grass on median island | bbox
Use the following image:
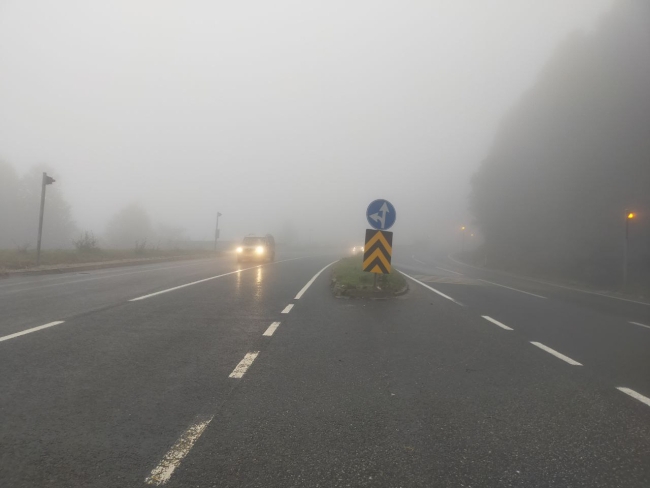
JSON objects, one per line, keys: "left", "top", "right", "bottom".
{"left": 331, "top": 256, "right": 407, "bottom": 296}
{"left": 0, "top": 248, "right": 216, "bottom": 271}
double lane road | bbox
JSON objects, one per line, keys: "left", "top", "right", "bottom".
{"left": 1, "top": 249, "right": 649, "bottom": 487}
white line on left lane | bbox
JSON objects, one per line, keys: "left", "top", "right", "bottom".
{"left": 0, "top": 321, "right": 65, "bottom": 343}
{"left": 129, "top": 257, "right": 305, "bottom": 301}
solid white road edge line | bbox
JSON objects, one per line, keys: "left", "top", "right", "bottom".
{"left": 294, "top": 261, "right": 337, "bottom": 299}
{"left": 129, "top": 257, "right": 305, "bottom": 301}
{"left": 398, "top": 271, "right": 463, "bottom": 306}
{"left": 630, "top": 321, "right": 650, "bottom": 329}
{"left": 477, "top": 279, "right": 547, "bottom": 299}
{"left": 616, "top": 387, "right": 650, "bottom": 408}
{"left": 281, "top": 304, "right": 294, "bottom": 314}
{"left": 229, "top": 352, "right": 260, "bottom": 378}
{"left": 144, "top": 415, "right": 213, "bottom": 485}
{"left": 530, "top": 342, "right": 582, "bottom": 365}
{"left": 0, "top": 321, "right": 65, "bottom": 343}
{"left": 263, "top": 322, "right": 281, "bottom": 337}
{"left": 1, "top": 260, "right": 215, "bottom": 294}
{"left": 481, "top": 316, "right": 513, "bottom": 330}
{"left": 447, "top": 253, "right": 650, "bottom": 307}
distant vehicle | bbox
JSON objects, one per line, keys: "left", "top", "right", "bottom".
{"left": 352, "top": 245, "right": 364, "bottom": 255}
{"left": 236, "top": 234, "right": 276, "bottom": 263}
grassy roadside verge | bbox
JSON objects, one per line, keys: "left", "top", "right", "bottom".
{"left": 0, "top": 249, "right": 216, "bottom": 273}
{"left": 331, "top": 256, "right": 408, "bottom": 298}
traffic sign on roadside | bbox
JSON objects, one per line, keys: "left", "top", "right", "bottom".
{"left": 366, "top": 199, "right": 396, "bottom": 230}
{"left": 362, "top": 229, "right": 393, "bottom": 274}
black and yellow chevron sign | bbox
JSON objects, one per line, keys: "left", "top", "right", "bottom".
{"left": 362, "top": 229, "right": 393, "bottom": 274}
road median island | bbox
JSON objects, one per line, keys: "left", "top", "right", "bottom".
{"left": 330, "top": 256, "right": 408, "bottom": 298}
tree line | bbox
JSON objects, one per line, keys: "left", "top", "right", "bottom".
{"left": 470, "top": 1, "right": 650, "bottom": 288}
{"left": 0, "top": 160, "right": 187, "bottom": 251}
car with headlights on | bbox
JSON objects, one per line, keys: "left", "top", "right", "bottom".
{"left": 351, "top": 245, "right": 364, "bottom": 256}
{"left": 236, "top": 235, "right": 276, "bottom": 263}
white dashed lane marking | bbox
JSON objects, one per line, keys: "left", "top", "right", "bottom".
{"left": 145, "top": 415, "right": 213, "bottom": 485}
{"left": 281, "top": 304, "right": 294, "bottom": 314}
{"left": 630, "top": 321, "right": 650, "bottom": 330}
{"left": 229, "top": 352, "right": 260, "bottom": 378}
{"left": 530, "top": 342, "right": 582, "bottom": 366}
{"left": 481, "top": 316, "right": 513, "bottom": 330}
{"left": 617, "top": 387, "right": 650, "bottom": 408}
{"left": 263, "top": 322, "right": 281, "bottom": 337}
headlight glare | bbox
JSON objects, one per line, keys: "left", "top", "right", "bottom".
{"left": 256, "top": 246, "right": 265, "bottom": 254}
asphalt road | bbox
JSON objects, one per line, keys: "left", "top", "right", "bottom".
{"left": 1, "top": 249, "right": 649, "bottom": 487}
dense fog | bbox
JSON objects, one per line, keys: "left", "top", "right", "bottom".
{"left": 471, "top": 1, "right": 650, "bottom": 287}
{"left": 0, "top": 0, "right": 622, "bottom": 254}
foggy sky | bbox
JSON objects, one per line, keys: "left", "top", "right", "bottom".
{"left": 0, "top": 0, "right": 614, "bottom": 245}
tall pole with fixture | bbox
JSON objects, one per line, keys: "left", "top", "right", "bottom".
{"left": 624, "top": 211, "right": 635, "bottom": 289}
{"left": 214, "top": 212, "right": 222, "bottom": 251}
{"left": 36, "top": 172, "right": 56, "bottom": 266}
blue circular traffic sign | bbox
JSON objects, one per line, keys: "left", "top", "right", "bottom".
{"left": 366, "top": 199, "right": 396, "bottom": 230}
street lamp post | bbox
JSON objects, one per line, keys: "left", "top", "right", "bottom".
{"left": 214, "top": 212, "right": 222, "bottom": 251}
{"left": 461, "top": 226, "right": 466, "bottom": 258}
{"left": 624, "top": 212, "right": 635, "bottom": 289}
{"left": 36, "top": 172, "right": 56, "bottom": 266}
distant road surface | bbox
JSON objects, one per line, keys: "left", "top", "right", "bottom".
{"left": 1, "top": 249, "right": 649, "bottom": 487}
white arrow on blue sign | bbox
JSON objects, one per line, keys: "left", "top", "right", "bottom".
{"left": 366, "top": 199, "right": 396, "bottom": 230}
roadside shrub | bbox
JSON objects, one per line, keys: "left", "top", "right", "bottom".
{"left": 134, "top": 238, "right": 147, "bottom": 255}
{"left": 14, "top": 242, "right": 30, "bottom": 254}
{"left": 73, "top": 231, "right": 99, "bottom": 252}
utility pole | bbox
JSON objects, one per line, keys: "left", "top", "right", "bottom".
{"left": 36, "top": 172, "right": 56, "bottom": 266}
{"left": 214, "top": 212, "right": 222, "bottom": 251}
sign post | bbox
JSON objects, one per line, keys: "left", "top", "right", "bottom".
{"left": 362, "top": 229, "right": 393, "bottom": 274}
{"left": 363, "top": 199, "right": 396, "bottom": 279}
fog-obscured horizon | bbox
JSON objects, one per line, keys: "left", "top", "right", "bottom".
{"left": 4, "top": 0, "right": 647, "bottom": 278}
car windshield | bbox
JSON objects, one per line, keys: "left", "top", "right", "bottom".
{"left": 242, "top": 237, "right": 264, "bottom": 245}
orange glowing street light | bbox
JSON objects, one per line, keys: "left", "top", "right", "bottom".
{"left": 624, "top": 210, "right": 636, "bottom": 289}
